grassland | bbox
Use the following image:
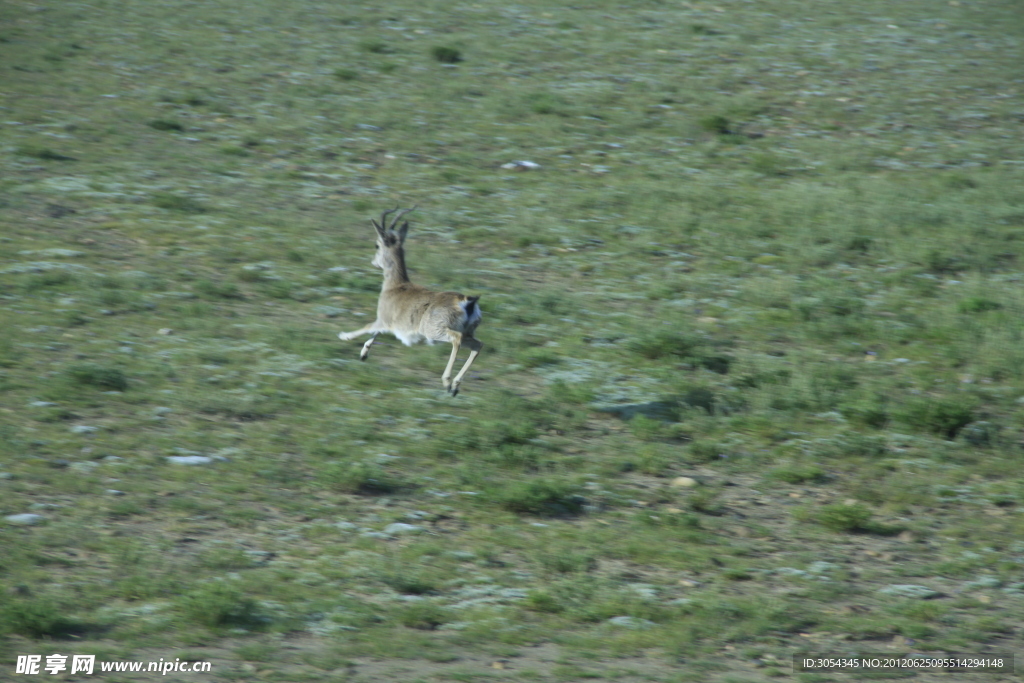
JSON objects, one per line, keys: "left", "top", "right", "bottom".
{"left": 1, "top": 0, "right": 1023, "bottom": 680}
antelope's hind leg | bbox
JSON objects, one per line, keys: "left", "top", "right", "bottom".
{"left": 339, "top": 323, "right": 382, "bottom": 360}
{"left": 441, "top": 334, "right": 463, "bottom": 393}
{"left": 359, "top": 332, "right": 380, "bottom": 361}
{"left": 339, "top": 322, "right": 378, "bottom": 342}
{"left": 449, "top": 336, "right": 483, "bottom": 397}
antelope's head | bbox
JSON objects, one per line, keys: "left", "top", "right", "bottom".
{"left": 370, "top": 207, "right": 415, "bottom": 270}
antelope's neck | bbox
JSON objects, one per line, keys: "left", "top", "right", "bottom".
{"left": 381, "top": 252, "right": 410, "bottom": 288}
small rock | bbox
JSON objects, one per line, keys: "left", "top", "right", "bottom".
{"left": 500, "top": 160, "right": 541, "bottom": 171}
{"left": 671, "top": 476, "right": 699, "bottom": 488}
{"left": 29, "top": 401, "right": 57, "bottom": 407}
{"left": 383, "top": 523, "right": 424, "bottom": 536}
{"left": 878, "top": 584, "right": 940, "bottom": 599}
{"left": 775, "top": 567, "right": 809, "bottom": 577}
{"left": 244, "top": 550, "right": 275, "bottom": 565}
{"left": 19, "top": 248, "right": 85, "bottom": 258}
{"left": 446, "top": 550, "right": 476, "bottom": 561}
{"left": 166, "top": 455, "right": 214, "bottom": 465}
{"left": 70, "top": 425, "right": 99, "bottom": 434}
{"left": 0, "top": 472, "right": 13, "bottom": 480}
{"left": 314, "top": 306, "right": 346, "bottom": 318}
{"left": 627, "top": 583, "right": 659, "bottom": 599}
{"left": 6, "top": 514, "right": 45, "bottom": 526}
{"left": 607, "top": 616, "right": 655, "bottom": 630}
{"left": 336, "top": 521, "right": 358, "bottom": 531}
{"left": 106, "top": 489, "right": 125, "bottom": 496}
{"left": 157, "top": 328, "right": 174, "bottom": 335}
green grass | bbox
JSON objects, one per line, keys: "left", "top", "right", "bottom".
{"left": 1, "top": 0, "right": 1023, "bottom": 680}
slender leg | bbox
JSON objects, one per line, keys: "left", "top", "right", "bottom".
{"left": 339, "top": 322, "right": 378, "bottom": 341}
{"left": 441, "top": 334, "right": 462, "bottom": 392}
{"left": 449, "top": 337, "right": 483, "bottom": 397}
{"left": 360, "top": 332, "right": 380, "bottom": 360}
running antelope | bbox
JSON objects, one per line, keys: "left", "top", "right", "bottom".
{"left": 338, "top": 208, "right": 483, "bottom": 396}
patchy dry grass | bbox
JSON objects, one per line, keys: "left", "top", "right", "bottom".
{"left": 1, "top": 0, "right": 1023, "bottom": 680}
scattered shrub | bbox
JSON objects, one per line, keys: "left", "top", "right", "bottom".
{"left": 680, "top": 387, "right": 716, "bottom": 414}
{"left": 148, "top": 119, "right": 185, "bottom": 132}
{"left": 957, "top": 297, "right": 1002, "bottom": 314}
{"left": 629, "top": 414, "right": 668, "bottom": 441}
{"left": 220, "top": 145, "right": 251, "bottom": 156}
{"left": 319, "top": 461, "right": 404, "bottom": 495}
{"left": 768, "top": 464, "right": 827, "bottom": 484}
{"left": 380, "top": 569, "right": 439, "bottom": 596}
{"left": 1, "top": 597, "right": 83, "bottom": 638}
{"left": 360, "top": 39, "right": 391, "bottom": 54}
{"left": 699, "top": 115, "right": 731, "bottom": 134}
{"left": 16, "top": 145, "right": 76, "bottom": 161}
{"left": 525, "top": 591, "right": 564, "bottom": 613}
{"left": 687, "top": 488, "right": 724, "bottom": 515}
{"left": 750, "top": 152, "right": 787, "bottom": 176}
{"left": 537, "top": 549, "right": 597, "bottom": 574}
{"left": 896, "top": 396, "right": 977, "bottom": 439}
{"left": 195, "top": 279, "right": 243, "bottom": 300}
{"left": 816, "top": 503, "right": 873, "bottom": 532}
{"left": 178, "top": 583, "right": 266, "bottom": 630}
{"left": 688, "top": 440, "right": 727, "bottom": 463}
{"left": 67, "top": 363, "right": 128, "bottom": 391}
{"left": 628, "top": 331, "right": 704, "bottom": 359}
{"left": 431, "top": 46, "right": 463, "bottom": 63}
{"left": 151, "top": 192, "right": 206, "bottom": 213}
{"left": 547, "top": 380, "right": 594, "bottom": 405}
{"left": 395, "top": 602, "right": 447, "bottom": 630}
{"left": 959, "top": 421, "right": 999, "bottom": 447}
{"left": 842, "top": 399, "right": 890, "bottom": 429}
{"left": 944, "top": 174, "right": 978, "bottom": 190}
{"left": 491, "top": 478, "right": 585, "bottom": 516}
{"left": 24, "top": 270, "right": 76, "bottom": 291}
{"left": 525, "top": 92, "right": 570, "bottom": 116}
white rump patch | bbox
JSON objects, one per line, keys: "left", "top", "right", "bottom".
{"left": 393, "top": 330, "right": 426, "bottom": 346}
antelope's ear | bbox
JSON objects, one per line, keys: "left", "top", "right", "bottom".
{"left": 397, "top": 220, "right": 410, "bottom": 244}
{"left": 371, "top": 219, "right": 387, "bottom": 240}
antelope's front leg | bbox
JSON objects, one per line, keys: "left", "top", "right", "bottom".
{"left": 449, "top": 336, "right": 482, "bottom": 397}
{"left": 442, "top": 335, "right": 462, "bottom": 392}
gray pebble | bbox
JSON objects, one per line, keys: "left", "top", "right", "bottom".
{"left": 166, "top": 455, "right": 213, "bottom": 465}
{"left": 607, "top": 616, "right": 655, "bottom": 629}
{"left": 5, "top": 514, "right": 45, "bottom": 526}
{"left": 878, "top": 584, "right": 940, "bottom": 599}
